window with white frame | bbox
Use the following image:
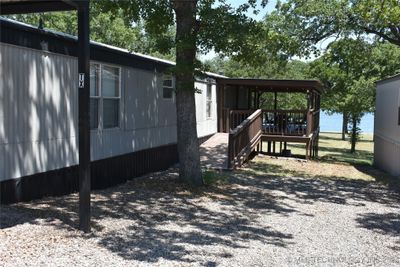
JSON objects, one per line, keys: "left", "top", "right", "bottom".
{"left": 163, "top": 75, "right": 174, "bottom": 99}
{"left": 90, "top": 63, "right": 120, "bottom": 129}
{"left": 206, "top": 83, "right": 212, "bottom": 118}
{"left": 90, "top": 64, "right": 100, "bottom": 129}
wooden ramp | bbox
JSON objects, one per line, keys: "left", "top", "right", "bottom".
{"left": 200, "top": 133, "right": 229, "bottom": 170}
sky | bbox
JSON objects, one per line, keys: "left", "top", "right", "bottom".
{"left": 227, "top": 0, "right": 277, "bottom": 20}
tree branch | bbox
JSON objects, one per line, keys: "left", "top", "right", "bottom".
{"left": 362, "top": 27, "right": 400, "bottom": 46}
{"left": 389, "top": 25, "right": 400, "bottom": 39}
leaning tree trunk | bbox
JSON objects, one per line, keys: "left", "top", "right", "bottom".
{"left": 341, "top": 112, "right": 348, "bottom": 140}
{"left": 172, "top": 0, "right": 203, "bottom": 186}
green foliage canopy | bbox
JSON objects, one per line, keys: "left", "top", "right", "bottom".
{"left": 267, "top": 0, "right": 400, "bottom": 58}
{"left": 4, "top": 3, "right": 176, "bottom": 60}
{"left": 310, "top": 39, "right": 400, "bottom": 116}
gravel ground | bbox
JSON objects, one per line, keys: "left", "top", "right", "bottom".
{"left": 1, "top": 160, "right": 399, "bottom": 267}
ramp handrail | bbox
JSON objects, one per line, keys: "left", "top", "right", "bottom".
{"left": 228, "top": 109, "right": 263, "bottom": 169}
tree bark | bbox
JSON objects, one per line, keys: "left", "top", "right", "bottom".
{"left": 350, "top": 115, "right": 357, "bottom": 153}
{"left": 172, "top": 0, "right": 203, "bottom": 186}
{"left": 341, "top": 112, "right": 348, "bottom": 140}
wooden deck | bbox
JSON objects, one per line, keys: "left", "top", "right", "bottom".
{"left": 200, "top": 133, "right": 229, "bottom": 170}
{"left": 200, "top": 131, "right": 317, "bottom": 171}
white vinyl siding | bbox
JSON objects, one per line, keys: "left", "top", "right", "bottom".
{"left": 0, "top": 43, "right": 78, "bottom": 181}
{"left": 0, "top": 43, "right": 218, "bottom": 182}
{"left": 374, "top": 76, "right": 400, "bottom": 176}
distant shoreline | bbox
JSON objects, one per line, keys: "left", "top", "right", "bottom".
{"left": 320, "top": 111, "right": 374, "bottom": 134}
{"left": 320, "top": 131, "right": 373, "bottom": 134}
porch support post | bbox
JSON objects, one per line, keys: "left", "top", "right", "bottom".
{"left": 77, "top": 0, "right": 91, "bottom": 233}
{"left": 248, "top": 88, "right": 252, "bottom": 109}
{"left": 252, "top": 90, "right": 256, "bottom": 109}
{"left": 235, "top": 85, "right": 239, "bottom": 109}
{"left": 305, "top": 141, "right": 310, "bottom": 159}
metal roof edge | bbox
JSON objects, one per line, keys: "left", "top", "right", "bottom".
{"left": 0, "top": 17, "right": 224, "bottom": 78}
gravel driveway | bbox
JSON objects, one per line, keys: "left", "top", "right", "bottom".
{"left": 1, "top": 160, "right": 399, "bottom": 267}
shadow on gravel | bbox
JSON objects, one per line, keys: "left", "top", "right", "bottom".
{"left": 0, "top": 167, "right": 294, "bottom": 263}
{"left": 353, "top": 164, "right": 400, "bottom": 194}
{"left": 1, "top": 159, "right": 399, "bottom": 263}
{"left": 356, "top": 212, "right": 400, "bottom": 251}
{"left": 238, "top": 161, "right": 400, "bottom": 208}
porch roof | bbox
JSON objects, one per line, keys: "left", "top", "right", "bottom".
{"left": 0, "top": 0, "right": 77, "bottom": 15}
{"left": 217, "top": 78, "right": 323, "bottom": 94}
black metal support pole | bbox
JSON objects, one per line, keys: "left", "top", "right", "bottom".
{"left": 78, "top": 0, "right": 91, "bottom": 233}
{"left": 273, "top": 91, "right": 277, "bottom": 156}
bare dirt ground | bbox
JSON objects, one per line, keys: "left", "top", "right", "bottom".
{"left": 1, "top": 157, "right": 399, "bottom": 267}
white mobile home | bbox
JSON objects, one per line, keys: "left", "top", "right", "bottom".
{"left": 0, "top": 18, "right": 222, "bottom": 203}
{"left": 374, "top": 74, "right": 400, "bottom": 177}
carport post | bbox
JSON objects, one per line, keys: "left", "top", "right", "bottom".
{"left": 77, "top": 0, "right": 91, "bottom": 233}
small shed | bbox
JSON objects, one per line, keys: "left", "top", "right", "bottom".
{"left": 374, "top": 74, "right": 400, "bottom": 177}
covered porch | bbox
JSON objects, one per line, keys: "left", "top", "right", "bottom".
{"left": 214, "top": 78, "right": 322, "bottom": 169}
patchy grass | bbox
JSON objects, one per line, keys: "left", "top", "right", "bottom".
{"left": 317, "top": 132, "right": 373, "bottom": 165}
{"left": 203, "top": 170, "right": 228, "bottom": 185}
{"left": 270, "top": 132, "right": 374, "bottom": 165}
{"left": 243, "top": 156, "right": 372, "bottom": 181}
{"left": 240, "top": 156, "right": 399, "bottom": 191}
{"left": 250, "top": 132, "right": 399, "bottom": 189}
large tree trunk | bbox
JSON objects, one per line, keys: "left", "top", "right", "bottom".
{"left": 172, "top": 0, "right": 203, "bottom": 186}
{"left": 341, "top": 112, "right": 348, "bottom": 140}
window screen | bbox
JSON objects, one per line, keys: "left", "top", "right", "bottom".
{"left": 206, "top": 83, "right": 212, "bottom": 118}
{"left": 89, "top": 63, "right": 120, "bottom": 129}
{"left": 163, "top": 75, "right": 174, "bottom": 99}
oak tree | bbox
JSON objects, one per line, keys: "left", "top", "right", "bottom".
{"left": 98, "top": 0, "right": 264, "bottom": 185}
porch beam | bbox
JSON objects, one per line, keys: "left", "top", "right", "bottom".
{"left": 235, "top": 85, "right": 239, "bottom": 109}
{"left": 0, "top": 0, "right": 75, "bottom": 15}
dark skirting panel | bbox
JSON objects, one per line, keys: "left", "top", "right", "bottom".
{"left": 0, "top": 143, "right": 178, "bottom": 204}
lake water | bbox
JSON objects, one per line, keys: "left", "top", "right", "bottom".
{"left": 320, "top": 111, "right": 374, "bottom": 134}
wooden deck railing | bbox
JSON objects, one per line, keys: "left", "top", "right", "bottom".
{"left": 262, "top": 109, "right": 308, "bottom": 136}
{"left": 225, "top": 109, "right": 310, "bottom": 136}
{"left": 229, "top": 109, "right": 311, "bottom": 136}
{"left": 305, "top": 109, "right": 320, "bottom": 136}
{"left": 228, "top": 109, "right": 263, "bottom": 169}
{"left": 230, "top": 109, "right": 254, "bottom": 129}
